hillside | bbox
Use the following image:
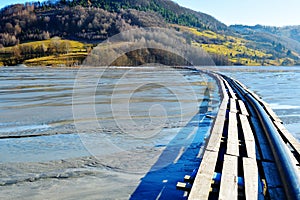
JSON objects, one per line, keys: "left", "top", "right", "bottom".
{"left": 231, "top": 25, "right": 300, "bottom": 65}
{"left": 173, "top": 25, "right": 274, "bottom": 66}
{"left": 0, "top": 37, "right": 92, "bottom": 66}
{"left": 0, "top": 0, "right": 226, "bottom": 47}
{"left": 0, "top": 0, "right": 300, "bottom": 66}
{"left": 231, "top": 25, "right": 300, "bottom": 43}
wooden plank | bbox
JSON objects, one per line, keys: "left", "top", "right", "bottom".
{"left": 219, "top": 77, "right": 229, "bottom": 100}
{"left": 223, "top": 79, "right": 237, "bottom": 99}
{"left": 273, "top": 122, "right": 299, "bottom": 167}
{"left": 206, "top": 130, "right": 223, "bottom": 152}
{"left": 245, "top": 140, "right": 256, "bottom": 160}
{"left": 188, "top": 151, "right": 219, "bottom": 200}
{"left": 219, "top": 154, "right": 238, "bottom": 200}
{"left": 263, "top": 104, "right": 282, "bottom": 123}
{"left": 243, "top": 157, "right": 258, "bottom": 200}
{"left": 240, "top": 115, "right": 256, "bottom": 158}
{"left": 274, "top": 121, "right": 300, "bottom": 155}
{"left": 176, "top": 182, "right": 192, "bottom": 191}
{"left": 238, "top": 100, "right": 249, "bottom": 116}
{"left": 189, "top": 96, "right": 227, "bottom": 199}
{"left": 219, "top": 76, "right": 234, "bottom": 98}
{"left": 219, "top": 99, "right": 229, "bottom": 111}
{"left": 206, "top": 102, "right": 227, "bottom": 152}
{"left": 227, "top": 112, "right": 239, "bottom": 156}
{"left": 230, "top": 98, "right": 238, "bottom": 113}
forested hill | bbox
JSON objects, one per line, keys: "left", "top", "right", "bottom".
{"left": 0, "top": 0, "right": 226, "bottom": 47}
{"left": 70, "top": 0, "right": 227, "bottom": 31}
{"left": 1, "top": 0, "right": 300, "bottom": 66}
{"left": 231, "top": 25, "right": 300, "bottom": 43}
{"left": 231, "top": 25, "right": 300, "bottom": 53}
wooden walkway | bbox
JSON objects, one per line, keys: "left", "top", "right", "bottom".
{"left": 182, "top": 73, "right": 300, "bottom": 200}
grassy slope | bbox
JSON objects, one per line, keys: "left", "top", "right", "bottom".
{"left": 1, "top": 26, "right": 299, "bottom": 66}
{"left": 24, "top": 53, "right": 88, "bottom": 66}
{"left": 0, "top": 39, "right": 92, "bottom": 66}
{"left": 172, "top": 24, "right": 300, "bottom": 66}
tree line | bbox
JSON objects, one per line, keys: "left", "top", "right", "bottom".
{"left": 84, "top": 28, "right": 230, "bottom": 66}
{"left": 0, "top": 0, "right": 228, "bottom": 48}
{"left": 0, "top": 2, "right": 169, "bottom": 47}
{"left": 1, "top": 37, "right": 84, "bottom": 65}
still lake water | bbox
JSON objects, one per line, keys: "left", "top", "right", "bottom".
{"left": 0, "top": 66, "right": 299, "bottom": 199}
{"left": 0, "top": 66, "right": 219, "bottom": 199}
{"left": 218, "top": 66, "right": 300, "bottom": 141}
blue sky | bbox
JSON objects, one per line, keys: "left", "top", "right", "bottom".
{"left": 0, "top": 0, "right": 33, "bottom": 8}
{"left": 174, "top": 0, "right": 300, "bottom": 27}
{"left": 1, "top": 0, "right": 300, "bottom": 26}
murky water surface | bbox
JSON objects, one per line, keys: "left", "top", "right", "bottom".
{"left": 219, "top": 66, "right": 300, "bottom": 141}
{"left": 0, "top": 66, "right": 218, "bottom": 199}
{"left": 1, "top": 66, "right": 299, "bottom": 199}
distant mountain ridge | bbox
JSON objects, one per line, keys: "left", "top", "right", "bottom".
{"left": 231, "top": 24, "right": 300, "bottom": 43}
{"left": 231, "top": 24, "right": 300, "bottom": 61}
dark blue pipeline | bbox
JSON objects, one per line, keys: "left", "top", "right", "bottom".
{"left": 227, "top": 76, "right": 300, "bottom": 200}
